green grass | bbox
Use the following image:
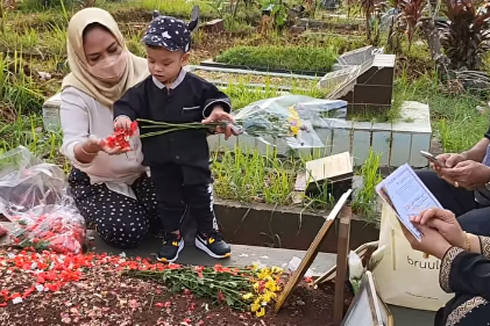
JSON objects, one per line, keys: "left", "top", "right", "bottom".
{"left": 397, "top": 72, "right": 488, "bottom": 153}
{"left": 215, "top": 45, "right": 339, "bottom": 74}
{"left": 0, "top": 53, "right": 45, "bottom": 113}
{"left": 0, "top": 113, "right": 66, "bottom": 168}
{"left": 352, "top": 149, "right": 382, "bottom": 223}
{"left": 220, "top": 80, "right": 327, "bottom": 110}
{"left": 212, "top": 147, "right": 335, "bottom": 210}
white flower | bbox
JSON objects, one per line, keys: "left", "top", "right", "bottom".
{"left": 348, "top": 251, "right": 364, "bottom": 280}
{"left": 12, "top": 297, "right": 23, "bottom": 304}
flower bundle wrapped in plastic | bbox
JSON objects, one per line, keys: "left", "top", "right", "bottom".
{"left": 0, "top": 147, "right": 86, "bottom": 254}
{"left": 134, "top": 96, "right": 330, "bottom": 149}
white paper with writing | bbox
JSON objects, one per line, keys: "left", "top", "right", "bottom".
{"left": 376, "top": 164, "right": 442, "bottom": 241}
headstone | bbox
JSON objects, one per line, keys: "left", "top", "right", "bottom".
{"left": 201, "top": 19, "right": 225, "bottom": 33}
{"left": 337, "top": 45, "right": 376, "bottom": 66}
{"left": 42, "top": 93, "right": 62, "bottom": 131}
{"left": 341, "top": 271, "right": 394, "bottom": 326}
{"left": 338, "top": 54, "right": 396, "bottom": 114}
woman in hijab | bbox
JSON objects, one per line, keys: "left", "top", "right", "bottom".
{"left": 60, "top": 8, "right": 159, "bottom": 248}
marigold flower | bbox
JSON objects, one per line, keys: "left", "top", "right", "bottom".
{"left": 256, "top": 307, "right": 266, "bottom": 317}
{"left": 265, "top": 280, "right": 278, "bottom": 292}
{"left": 250, "top": 301, "right": 261, "bottom": 312}
{"left": 242, "top": 293, "right": 254, "bottom": 300}
{"left": 262, "top": 291, "right": 276, "bottom": 303}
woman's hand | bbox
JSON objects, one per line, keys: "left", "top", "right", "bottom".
{"left": 438, "top": 160, "right": 490, "bottom": 190}
{"left": 202, "top": 106, "right": 236, "bottom": 140}
{"left": 81, "top": 136, "right": 125, "bottom": 156}
{"left": 400, "top": 222, "right": 452, "bottom": 259}
{"left": 411, "top": 208, "right": 466, "bottom": 249}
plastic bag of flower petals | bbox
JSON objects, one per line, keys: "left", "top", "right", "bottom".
{"left": 0, "top": 224, "right": 7, "bottom": 237}
{"left": 0, "top": 146, "right": 86, "bottom": 254}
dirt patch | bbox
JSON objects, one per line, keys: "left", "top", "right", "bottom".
{"left": 0, "top": 248, "right": 353, "bottom": 326}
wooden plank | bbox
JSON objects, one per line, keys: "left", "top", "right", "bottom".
{"left": 275, "top": 189, "right": 352, "bottom": 313}
{"left": 333, "top": 206, "right": 352, "bottom": 326}
{"left": 305, "top": 152, "right": 353, "bottom": 183}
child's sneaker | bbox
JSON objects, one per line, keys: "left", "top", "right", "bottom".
{"left": 157, "top": 232, "right": 184, "bottom": 263}
{"left": 195, "top": 230, "right": 231, "bottom": 259}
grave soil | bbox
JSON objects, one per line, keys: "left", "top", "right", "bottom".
{"left": 0, "top": 248, "right": 353, "bottom": 326}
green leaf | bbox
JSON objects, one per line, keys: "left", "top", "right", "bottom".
{"left": 226, "top": 295, "right": 235, "bottom": 306}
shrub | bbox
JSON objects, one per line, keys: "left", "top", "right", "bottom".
{"left": 441, "top": 0, "right": 490, "bottom": 70}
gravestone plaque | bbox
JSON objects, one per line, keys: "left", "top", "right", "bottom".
{"left": 341, "top": 271, "right": 394, "bottom": 326}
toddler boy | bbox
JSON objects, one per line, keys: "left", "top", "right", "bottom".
{"left": 114, "top": 15, "right": 234, "bottom": 263}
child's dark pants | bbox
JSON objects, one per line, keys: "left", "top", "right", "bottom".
{"left": 150, "top": 164, "right": 217, "bottom": 234}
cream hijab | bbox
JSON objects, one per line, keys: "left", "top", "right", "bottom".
{"left": 62, "top": 8, "right": 149, "bottom": 108}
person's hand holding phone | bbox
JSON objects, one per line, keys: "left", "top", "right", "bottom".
{"left": 434, "top": 153, "right": 466, "bottom": 169}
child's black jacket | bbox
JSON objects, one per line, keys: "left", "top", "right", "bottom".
{"left": 114, "top": 70, "right": 231, "bottom": 185}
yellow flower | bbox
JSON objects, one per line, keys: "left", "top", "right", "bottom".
{"left": 251, "top": 302, "right": 261, "bottom": 312}
{"left": 251, "top": 297, "right": 262, "bottom": 312}
{"left": 271, "top": 266, "right": 283, "bottom": 274}
{"left": 242, "top": 293, "right": 254, "bottom": 300}
{"left": 290, "top": 125, "right": 299, "bottom": 136}
{"left": 257, "top": 269, "right": 272, "bottom": 280}
{"left": 261, "top": 291, "right": 277, "bottom": 304}
{"left": 265, "top": 279, "right": 278, "bottom": 292}
{"left": 253, "top": 282, "right": 260, "bottom": 292}
{"left": 256, "top": 307, "right": 266, "bottom": 317}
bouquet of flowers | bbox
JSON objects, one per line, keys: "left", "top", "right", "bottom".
{"left": 130, "top": 100, "right": 324, "bottom": 149}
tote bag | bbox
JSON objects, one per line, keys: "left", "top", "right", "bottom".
{"left": 373, "top": 203, "right": 454, "bottom": 311}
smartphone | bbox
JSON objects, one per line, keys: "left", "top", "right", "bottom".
{"left": 420, "top": 151, "right": 446, "bottom": 167}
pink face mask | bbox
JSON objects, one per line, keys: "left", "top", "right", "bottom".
{"left": 87, "top": 50, "right": 128, "bottom": 83}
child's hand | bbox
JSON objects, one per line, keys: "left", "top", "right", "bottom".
{"left": 202, "top": 106, "right": 236, "bottom": 139}
{"left": 114, "top": 116, "right": 133, "bottom": 130}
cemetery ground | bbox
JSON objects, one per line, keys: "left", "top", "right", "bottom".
{"left": 0, "top": 0, "right": 490, "bottom": 324}
{"left": 0, "top": 247, "right": 347, "bottom": 326}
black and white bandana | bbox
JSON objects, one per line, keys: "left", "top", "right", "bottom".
{"left": 142, "top": 15, "right": 197, "bottom": 53}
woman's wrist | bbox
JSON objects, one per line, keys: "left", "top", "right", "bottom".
{"left": 80, "top": 143, "right": 99, "bottom": 156}
{"left": 434, "top": 242, "right": 452, "bottom": 260}
{"left": 74, "top": 142, "right": 100, "bottom": 164}
{"left": 468, "top": 233, "right": 482, "bottom": 254}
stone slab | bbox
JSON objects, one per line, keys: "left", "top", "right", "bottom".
{"left": 0, "top": 222, "right": 336, "bottom": 276}
{"left": 371, "top": 130, "right": 391, "bottom": 166}
{"left": 390, "top": 132, "right": 412, "bottom": 167}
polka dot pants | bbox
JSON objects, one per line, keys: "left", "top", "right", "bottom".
{"left": 68, "top": 168, "right": 160, "bottom": 248}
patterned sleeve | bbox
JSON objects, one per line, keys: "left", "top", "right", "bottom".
{"left": 440, "top": 246, "right": 465, "bottom": 293}
{"left": 440, "top": 246, "right": 490, "bottom": 300}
